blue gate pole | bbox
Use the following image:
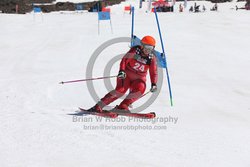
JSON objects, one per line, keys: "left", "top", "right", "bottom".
{"left": 154, "top": 8, "right": 173, "bottom": 106}
{"left": 131, "top": 6, "right": 135, "bottom": 47}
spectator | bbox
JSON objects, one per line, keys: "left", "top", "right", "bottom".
{"left": 189, "top": 6, "right": 193, "bottom": 12}
{"left": 214, "top": 3, "right": 218, "bottom": 11}
{"left": 245, "top": 1, "right": 250, "bottom": 10}
{"left": 194, "top": 3, "right": 200, "bottom": 12}
{"left": 211, "top": 3, "right": 218, "bottom": 11}
{"left": 202, "top": 5, "right": 206, "bottom": 12}
{"left": 179, "top": 3, "right": 183, "bottom": 12}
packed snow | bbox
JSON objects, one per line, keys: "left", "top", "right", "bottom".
{"left": 0, "top": 0, "right": 250, "bottom": 167}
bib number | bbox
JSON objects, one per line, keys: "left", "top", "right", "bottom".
{"left": 133, "top": 63, "right": 145, "bottom": 72}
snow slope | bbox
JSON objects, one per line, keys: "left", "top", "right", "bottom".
{"left": 0, "top": 1, "right": 250, "bottom": 167}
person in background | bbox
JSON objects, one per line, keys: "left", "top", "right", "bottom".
{"left": 179, "top": 4, "right": 184, "bottom": 12}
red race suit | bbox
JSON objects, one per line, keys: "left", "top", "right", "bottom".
{"left": 100, "top": 45, "right": 158, "bottom": 109}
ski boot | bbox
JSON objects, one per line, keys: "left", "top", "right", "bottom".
{"left": 88, "top": 102, "right": 104, "bottom": 113}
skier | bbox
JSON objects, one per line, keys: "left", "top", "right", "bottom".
{"left": 89, "top": 35, "right": 158, "bottom": 113}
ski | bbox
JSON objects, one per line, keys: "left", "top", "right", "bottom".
{"left": 71, "top": 108, "right": 156, "bottom": 119}
{"left": 106, "top": 109, "right": 156, "bottom": 119}
{"left": 70, "top": 107, "right": 118, "bottom": 118}
{"left": 116, "top": 111, "right": 156, "bottom": 119}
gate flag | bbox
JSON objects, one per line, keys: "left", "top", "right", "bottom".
{"left": 34, "top": 7, "right": 41, "bottom": 13}
{"left": 98, "top": 12, "right": 110, "bottom": 20}
{"left": 98, "top": 12, "right": 113, "bottom": 34}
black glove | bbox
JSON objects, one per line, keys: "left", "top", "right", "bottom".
{"left": 150, "top": 83, "right": 157, "bottom": 92}
{"left": 118, "top": 70, "right": 126, "bottom": 79}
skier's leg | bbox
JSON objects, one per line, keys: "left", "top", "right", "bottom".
{"left": 118, "top": 79, "right": 146, "bottom": 110}
{"left": 91, "top": 78, "right": 130, "bottom": 112}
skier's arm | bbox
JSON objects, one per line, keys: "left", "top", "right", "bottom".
{"left": 119, "top": 48, "right": 136, "bottom": 71}
{"left": 149, "top": 56, "right": 158, "bottom": 85}
{"left": 119, "top": 56, "right": 127, "bottom": 71}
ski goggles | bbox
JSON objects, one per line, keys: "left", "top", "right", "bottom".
{"left": 142, "top": 43, "right": 154, "bottom": 52}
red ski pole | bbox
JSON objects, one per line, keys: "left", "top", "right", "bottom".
{"left": 59, "top": 75, "right": 118, "bottom": 84}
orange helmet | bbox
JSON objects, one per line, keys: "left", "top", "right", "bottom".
{"left": 141, "top": 36, "right": 156, "bottom": 47}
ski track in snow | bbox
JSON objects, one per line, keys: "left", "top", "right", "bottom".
{"left": 0, "top": 1, "right": 250, "bottom": 167}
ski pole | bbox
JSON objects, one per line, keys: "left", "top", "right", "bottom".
{"left": 140, "top": 90, "right": 151, "bottom": 98}
{"left": 59, "top": 75, "right": 118, "bottom": 84}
